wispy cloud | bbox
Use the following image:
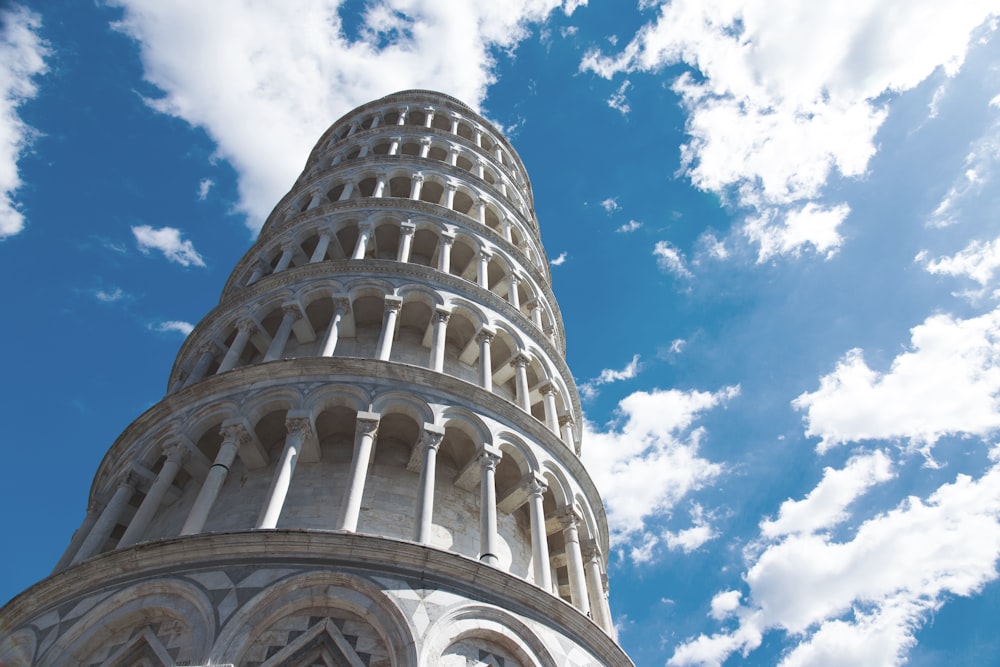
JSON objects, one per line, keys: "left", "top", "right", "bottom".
{"left": 617, "top": 219, "right": 642, "bottom": 233}
{"left": 607, "top": 79, "right": 631, "bottom": 115}
{"left": 197, "top": 178, "right": 214, "bottom": 200}
{"left": 94, "top": 287, "right": 127, "bottom": 303}
{"left": 918, "top": 236, "right": 1000, "bottom": 286}
{"left": 653, "top": 240, "right": 693, "bottom": 279}
{"left": 580, "top": 353, "right": 642, "bottom": 399}
{"left": 0, "top": 5, "right": 50, "bottom": 239}
{"left": 132, "top": 225, "right": 206, "bottom": 267}
{"left": 600, "top": 196, "right": 621, "bottom": 213}
{"left": 151, "top": 320, "right": 194, "bottom": 336}
{"left": 550, "top": 251, "right": 568, "bottom": 266}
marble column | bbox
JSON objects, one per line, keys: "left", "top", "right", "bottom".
{"left": 397, "top": 220, "right": 415, "bottom": 262}
{"left": 507, "top": 274, "right": 520, "bottom": 309}
{"left": 559, "top": 510, "right": 591, "bottom": 616}
{"left": 410, "top": 172, "right": 424, "bottom": 200}
{"left": 376, "top": 296, "right": 402, "bottom": 361}
{"left": 319, "top": 298, "right": 349, "bottom": 357}
{"left": 479, "top": 447, "right": 502, "bottom": 566}
{"left": 419, "top": 137, "right": 431, "bottom": 158}
{"left": 559, "top": 412, "right": 576, "bottom": 448}
{"left": 310, "top": 230, "right": 332, "bottom": 263}
{"left": 184, "top": 341, "right": 219, "bottom": 387}
{"left": 339, "top": 412, "right": 380, "bottom": 532}
{"left": 539, "top": 381, "right": 560, "bottom": 434}
{"left": 352, "top": 223, "right": 372, "bottom": 260}
{"left": 511, "top": 354, "right": 531, "bottom": 412}
{"left": 262, "top": 304, "right": 301, "bottom": 362}
{"left": 583, "top": 539, "right": 613, "bottom": 632}
{"left": 217, "top": 318, "right": 257, "bottom": 374}
{"left": 477, "top": 328, "right": 495, "bottom": 391}
{"left": 373, "top": 172, "right": 387, "bottom": 198}
{"left": 53, "top": 502, "right": 100, "bottom": 572}
{"left": 413, "top": 423, "right": 446, "bottom": 543}
{"left": 181, "top": 419, "right": 251, "bottom": 535}
{"left": 477, "top": 249, "right": 492, "bottom": 289}
{"left": 273, "top": 241, "right": 297, "bottom": 272}
{"left": 429, "top": 307, "right": 451, "bottom": 372}
{"left": 247, "top": 257, "right": 270, "bottom": 285}
{"left": 527, "top": 475, "right": 552, "bottom": 590}
{"left": 71, "top": 473, "right": 137, "bottom": 564}
{"left": 118, "top": 442, "right": 189, "bottom": 547}
{"left": 438, "top": 232, "right": 455, "bottom": 273}
{"left": 256, "top": 412, "right": 313, "bottom": 529}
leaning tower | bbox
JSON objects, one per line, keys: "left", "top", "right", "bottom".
{"left": 0, "top": 90, "right": 632, "bottom": 667}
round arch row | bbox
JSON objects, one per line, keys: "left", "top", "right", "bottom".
{"left": 241, "top": 212, "right": 556, "bottom": 335}
{"left": 318, "top": 96, "right": 529, "bottom": 195}
{"left": 60, "top": 383, "right": 611, "bottom": 630}
{"left": 280, "top": 162, "right": 542, "bottom": 271}
{"left": 179, "top": 278, "right": 571, "bottom": 435}
{"left": 303, "top": 129, "right": 532, "bottom": 222}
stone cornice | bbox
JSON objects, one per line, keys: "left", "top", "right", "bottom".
{"left": 0, "top": 531, "right": 632, "bottom": 666}
{"left": 99, "top": 357, "right": 606, "bottom": 555}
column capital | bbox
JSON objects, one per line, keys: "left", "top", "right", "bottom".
{"left": 355, "top": 411, "right": 380, "bottom": 438}
{"left": 478, "top": 247, "right": 494, "bottom": 260}
{"left": 525, "top": 473, "right": 548, "bottom": 498}
{"left": 581, "top": 538, "right": 602, "bottom": 563}
{"left": 419, "top": 136, "right": 432, "bottom": 146}
{"left": 281, "top": 302, "right": 303, "bottom": 319}
{"left": 433, "top": 306, "right": 452, "bottom": 324}
{"left": 197, "top": 340, "right": 221, "bottom": 355}
{"left": 478, "top": 445, "right": 502, "bottom": 471}
{"left": 332, "top": 296, "right": 351, "bottom": 314}
{"left": 538, "top": 380, "right": 559, "bottom": 396}
{"left": 510, "top": 353, "right": 530, "bottom": 369}
{"left": 383, "top": 295, "right": 403, "bottom": 313}
{"left": 161, "top": 441, "right": 190, "bottom": 464}
{"left": 279, "top": 238, "right": 298, "bottom": 252}
{"left": 556, "top": 507, "right": 581, "bottom": 532}
{"left": 508, "top": 272, "right": 520, "bottom": 286}
{"left": 420, "top": 423, "right": 445, "bottom": 451}
{"left": 476, "top": 326, "right": 496, "bottom": 344}
{"left": 119, "top": 470, "right": 141, "bottom": 489}
{"left": 399, "top": 219, "right": 416, "bottom": 235}
{"left": 412, "top": 171, "right": 425, "bottom": 182}
{"left": 445, "top": 181, "right": 459, "bottom": 192}
{"left": 220, "top": 418, "right": 253, "bottom": 447}
{"left": 440, "top": 231, "right": 456, "bottom": 244}
{"left": 284, "top": 414, "right": 314, "bottom": 439}
{"left": 236, "top": 317, "right": 258, "bottom": 334}
{"left": 358, "top": 219, "right": 375, "bottom": 233}
{"left": 558, "top": 411, "right": 574, "bottom": 427}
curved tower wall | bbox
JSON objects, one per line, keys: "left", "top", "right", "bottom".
{"left": 0, "top": 90, "right": 633, "bottom": 667}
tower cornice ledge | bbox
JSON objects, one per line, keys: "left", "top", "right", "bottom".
{"left": 0, "top": 531, "right": 634, "bottom": 667}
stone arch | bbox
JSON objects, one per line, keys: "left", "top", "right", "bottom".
{"left": 39, "top": 579, "right": 214, "bottom": 667}
{"left": 420, "top": 604, "right": 556, "bottom": 667}
{"left": 0, "top": 627, "right": 36, "bottom": 667}
{"left": 212, "top": 571, "right": 417, "bottom": 666}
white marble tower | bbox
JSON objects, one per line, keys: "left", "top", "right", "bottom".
{"left": 0, "top": 90, "right": 633, "bottom": 667}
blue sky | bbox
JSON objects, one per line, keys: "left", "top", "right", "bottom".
{"left": 2, "top": 2, "right": 1000, "bottom": 665}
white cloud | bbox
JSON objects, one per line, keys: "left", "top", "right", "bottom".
{"left": 665, "top": 503, "right": 717, "bottom": 553}
{"left": 583, "top": 385, "right": 739, "bottom": 544}
{"left": 197, "top": 178, "right": 213, "bottom": 200}
{"left": 94, "top": 287, "right": 126, "bottom": 303}
{"left": 607, "top": 79, "right": 631, "bottom": 115}
{"left": 549, "top": 251, "right": 567, "bottom": 266}
{"left": 709, "top": 590, "right": 741, "bottom": 621}
{"left": 760, "top": 450, "right": 894, "bottom": 538}
{"left": 0, "top": 5, "right": 49, "bottom": 239}
{"left": 579, "top": 353, "right": 641, "bottom": 399}
{"left": 918, "top": 236, "right": 1000, "bottom": 286}
{"left": 600, "top": 196, "right": 620, "bottom": 213}
{"left": 108, "top": 0, "right": 584, "bottom": 233}
{"left": 132, "top": 224, "right": 206, "bottom": 267}
{"left": 744, "top": 202, "right": 849, "bottom": 263}
{"left": 671, "top": 460, "right": 1000, "bottom": 667}
{"left": 581, "top": 1, "right": 998, "bottom": 259}
{"left": 617, "top": 219, "right": 642, "bottom": 233}
{"left": 696, "top": 232, "right": 728, "bottom": 261}
{"left": 654, "top": 240, "right": 693, "bottom": 278}
{"left": 152, "top": 320, "right": 194, "bottom": 336}
{"left": 794, "top": 306, "right": 1000, "bottom": 454}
